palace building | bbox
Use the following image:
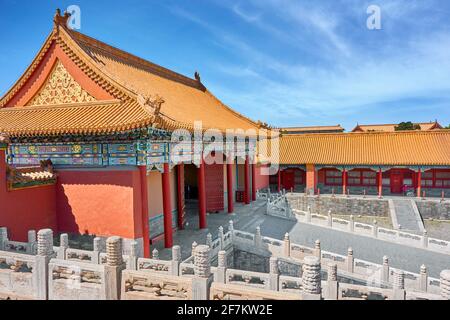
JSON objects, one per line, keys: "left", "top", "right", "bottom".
{"left": 0, "top": 10, "right": 270, "bottom": 256}
{"left": 1, "top": 10, "right": 450, "bottom": 257}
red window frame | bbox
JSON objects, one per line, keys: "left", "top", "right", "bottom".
{"left": 422, "top": 169, "right": 450, "bottom": 189}
{"left": 347, "top": 169, "right": 377, "bottom": 186}
{"left": 324, "top": 169, "right": 343, "bottom": 186}
{"left": 294, "top": 169, "right": 305, "bottom": 185}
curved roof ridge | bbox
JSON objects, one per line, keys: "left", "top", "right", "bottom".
{"left": 282, "top": 129, "right": 450, "bottom": 138}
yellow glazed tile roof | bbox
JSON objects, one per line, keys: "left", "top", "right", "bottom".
{"left": 69, "top": 30, "right": 260, "bottom": 132}
{"left": 0, "top": 100, "right": 154, "bottom": 136}
{"left": 352, "top": 122, "right": 442, "bottom": 132}
{"left": 0, "top": 14, "right": 261, "bottom": 136}
{"left": 272, "top": 130, "right": 450, "bottom": 166}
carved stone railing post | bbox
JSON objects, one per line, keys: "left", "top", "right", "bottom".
{"left": 192, "top": 245, "right": 213, "bottom": 300}
{"left": 327, "top": 210, "right": 332, "bottom": 228}
{"left": 228, "top": 221, "right": 234, "bottom": 241}
{"left": 0, "top": 227, "right": 8, "bottom": 250}
{"left": 57, "top": 233, "right": 69, "bottom": 260}
{"left": 27, "top": 230, "right": 37, "bottom": 255}
{"left": 215, "top": 250, "right": 227, "bottom": 284}
{"left": 206, "top": 233, "right": 213, "bottom": 248}
{"left": 171, "top": 245, "right": 181, "bottom": 276}
{"left": 314, "top": 240, "right": 321, "bottom": 260}
{"left": 128, "top": 241, "right": 138, "bottom": 270}
{"left": 218, "top": 226, "right": 224, "bottom": 250}
{"left": 302, "top": 256, "right": 321, "bottom": 300}
{"left": 92, "top": 237, "right": 102, "bottom": 264}
{"left": 191, "top": 241, "right": 198, "bottom": 256}
{"left": 382, "top": 256, "right": 389, "bottom": 283}
{"left": 373, "top": 220, "right": 378, "bottom": 238}
{"left": 326, "top": 263, "right": 338, "bottom": 300}
{"left": 422, "top": 230, "right": 428, "bottom": 248}
{"left": 346, "top": 248, "right": 354, "bottom": 273}
{"left": 306, "top": 206, "right": 312, "bottom": 223}
{"left": 440, "top": 270, "right": 450, "bottom": 300}
{"left": 349, "top": 215, "right": 355, "bottom": 232}
{"left": 269, "top": 257, "right": 279, "bottom": 291}
{"left": 152, "top": 248, "right": 159, "bottom": 260}
{"left": 393, "top": 270, "right": 406, "bottom": 300}
{"left": 419, "top": 265, "right": 428, "bottom": 292}
{"left": 283, "top": 233, "right": 291, "bottom": 258}
{"left": 254, "top": 226, "right": 262, "bottom": 248}
{"left": 35, "top": 229, "right": 54, "bottom": 300}
{"left": 104, "top": 236, "right": 125, "bottom": 300}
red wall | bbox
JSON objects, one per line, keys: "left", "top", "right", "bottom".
{"left": 254, "top": 164, "right": 270, "bottom": 190}
{"left": 55, "top": 169, "right": 143, "bottom": 240}
{"left": 0, "top": 150, "right": 57, "bottom": 241}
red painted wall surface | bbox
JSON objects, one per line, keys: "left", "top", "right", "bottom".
{"left": 254, "top": 164, "right": 270, "bottom": 190}
{"left": 0, "top": 150, "right": 57, "bottom": 241}
{"left": 56, "top": 169, "right": 143, "bottom": 240}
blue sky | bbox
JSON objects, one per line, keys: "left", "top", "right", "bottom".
{"left": 1, "top": 0, "right": 450, "bottom": 130}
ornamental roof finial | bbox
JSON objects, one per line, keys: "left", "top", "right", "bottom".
{"left": 53, "top": 8, "right": 71, "bottom": 28}
{"left": 194, "top": 71, "right": 201, "bottom": 82}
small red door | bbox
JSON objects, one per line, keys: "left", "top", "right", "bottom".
{"left": 390, "top": 173, "right": 403, "bottom": 194}
{"left": 205, "top": 163, "right": 224, "bottom": 212}
{"left": 283, "top": 170, "right": 295, "bottom": 191}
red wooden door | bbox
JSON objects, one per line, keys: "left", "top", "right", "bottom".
{"left": 390, "top": 173, "right": 403, "bottom": 194}
{"left": 283, "top": 170, "right": 295, "bottom": 191}
{"left": 205, "top": 163, "right": 224, "bottom": 212}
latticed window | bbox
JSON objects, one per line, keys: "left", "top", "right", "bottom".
{"left": 324, "top": 169, "right": 342, "bottom": 185}
{"left": 436, "top": 171, "right": 450, "bottom": 187}
{"left": 347, "top": 169, "right": 377, "bottom": 186}
{"left": 421, "top": 171, "right": 433, "bottom": 187}
{"left": 294, "top": 170, "right": 304, "bottom": 185}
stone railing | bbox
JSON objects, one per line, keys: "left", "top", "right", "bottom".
{"left": 1, "top": 226, "right": 449, "bottom": 300}
{"left": 266, "top": 191, "right": 296, "bottom": 221}
{"left": 292, "top": 207, "right": 450, "bottom": 255}
{"left": 229, "top": 225, "right": 442, "bottom": 295}
{"left": 0, "top": 228, "right": 37, "bottom": 255}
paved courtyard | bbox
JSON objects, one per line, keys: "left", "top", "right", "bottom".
{"left": 153, "top": 199, "right": 450, "bottom": 278}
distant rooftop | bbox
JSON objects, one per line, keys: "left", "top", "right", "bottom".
{"left": 352, "top": 121, "right": 442, "bottom": 133}
{"left": 281, "top": 125, "right": 345, "bottom": 134}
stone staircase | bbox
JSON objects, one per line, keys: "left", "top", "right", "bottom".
{"left": 389, "top": 199, "right": 425, "bottom": 234}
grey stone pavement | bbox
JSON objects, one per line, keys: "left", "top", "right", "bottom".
{"left": 153, "top": 199, "right": 450, "bottom": 278}
{"left": 390, "top": 198, "right": 424, "bottom": 233}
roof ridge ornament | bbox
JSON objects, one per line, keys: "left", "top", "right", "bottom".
{"left": 53, "top": 8, "right": 71, "bottom": 29}
{"left": 194, "top": 71, "right": 201, "bottom": 82}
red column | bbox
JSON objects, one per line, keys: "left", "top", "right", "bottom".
{"left": 198, "top": 156, "right": 207, "bottom": 229}
{"left": 277, "top": 169, "right": 282, "bottom": 192}
{"left": 342, "top": 169, "right": 347, "bottom": 195}
{"left": 251, "top": 162, "right": 257, "bottom": 201}
{"left": 162, "top": 163, "right": 173, "bottom": 248}
{"left": 138, "top": 166, "right": 150, "bottom": 258}
{"left": 227, "top": 156, "right": 234, "bottom": 214}
{"left": 378, "top": 168, "right": 383, "bottom": 198}
{"left": 417, "top": 168, "right": 422, "bottom": 198}
{"left": 244, "top": 156, "right": 250, "bottom": 204}
{"left": 176, "top": 164, "right": 185, "bottom": 230}
{"left": 306, "top": 164, "right": 316, "bottom": 195}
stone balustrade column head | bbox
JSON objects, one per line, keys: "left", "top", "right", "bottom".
{"left": 315, "top": 240, "right": 321, "bottom": 260}
{"left": 382, "top": 256, "right": 390, "bottom": 283}
{"left": 192, "top": 241, "right": 198, "bottom": 255}
{"left": 93, "top": 237, "right": 102, "bottom": 252}
{"left": 302, "top": 256, "right": 321, "bottom": 298}
{"left": 347, "top": 247, "right": 354, "bottom": 273}
{"left": 284, "top": 233, "right": 291, "bottom": 257}
{"left": 37, "top": 229, "right": 54, "bottom": 257}
{"left": 440, "top": 270, "right": 450, "bottom": 300}
{"left": 218, "top": 250, "right": 226, "bottom": 268}
{"left": 328, "top": 210, "right": 333, "bottom": 227}
{"left": 328, "top": 263, "right": 337, "bottom": 282}
{"left": 106, "top": 236, "right": 123, "bottom": 267}
{"left": 393, "top": 270, "right": 405, "bottom": 290}
{"left": 0, "top": 227, "right": 8, "bottom": 250}
{"left": 422, "top": 230, "right": 428, "bottom": 248}
{"left": 373, "top": 220, "right": 378, "bottom": 237}
{"left": 60, "top": 234, "right": 69, "bottom": 248}
{"left": 152, "top": 248, "right": 159, "bottom": 260}
{"left": 269, "top": 257, "right": 279, "bottom": 275}
{"left": 349, "top": 215, "right": 355, "bottom": 232}
{"left": 172, "top": 245, "right": 181, "bottom": 262}
{"left": 28, "top": 230, "right": 37, "bottom": 243}
{"left": 206, "top": 233, "right": 213, "bottom": 248}
{"left": 419, "top": 264, "right": 428, "bottom": 292}
{"left": 194, "top": 245, "right": 211, "bottom": 278}
{"left": 130, "top": 241, "right": 138, "bottom": 257}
